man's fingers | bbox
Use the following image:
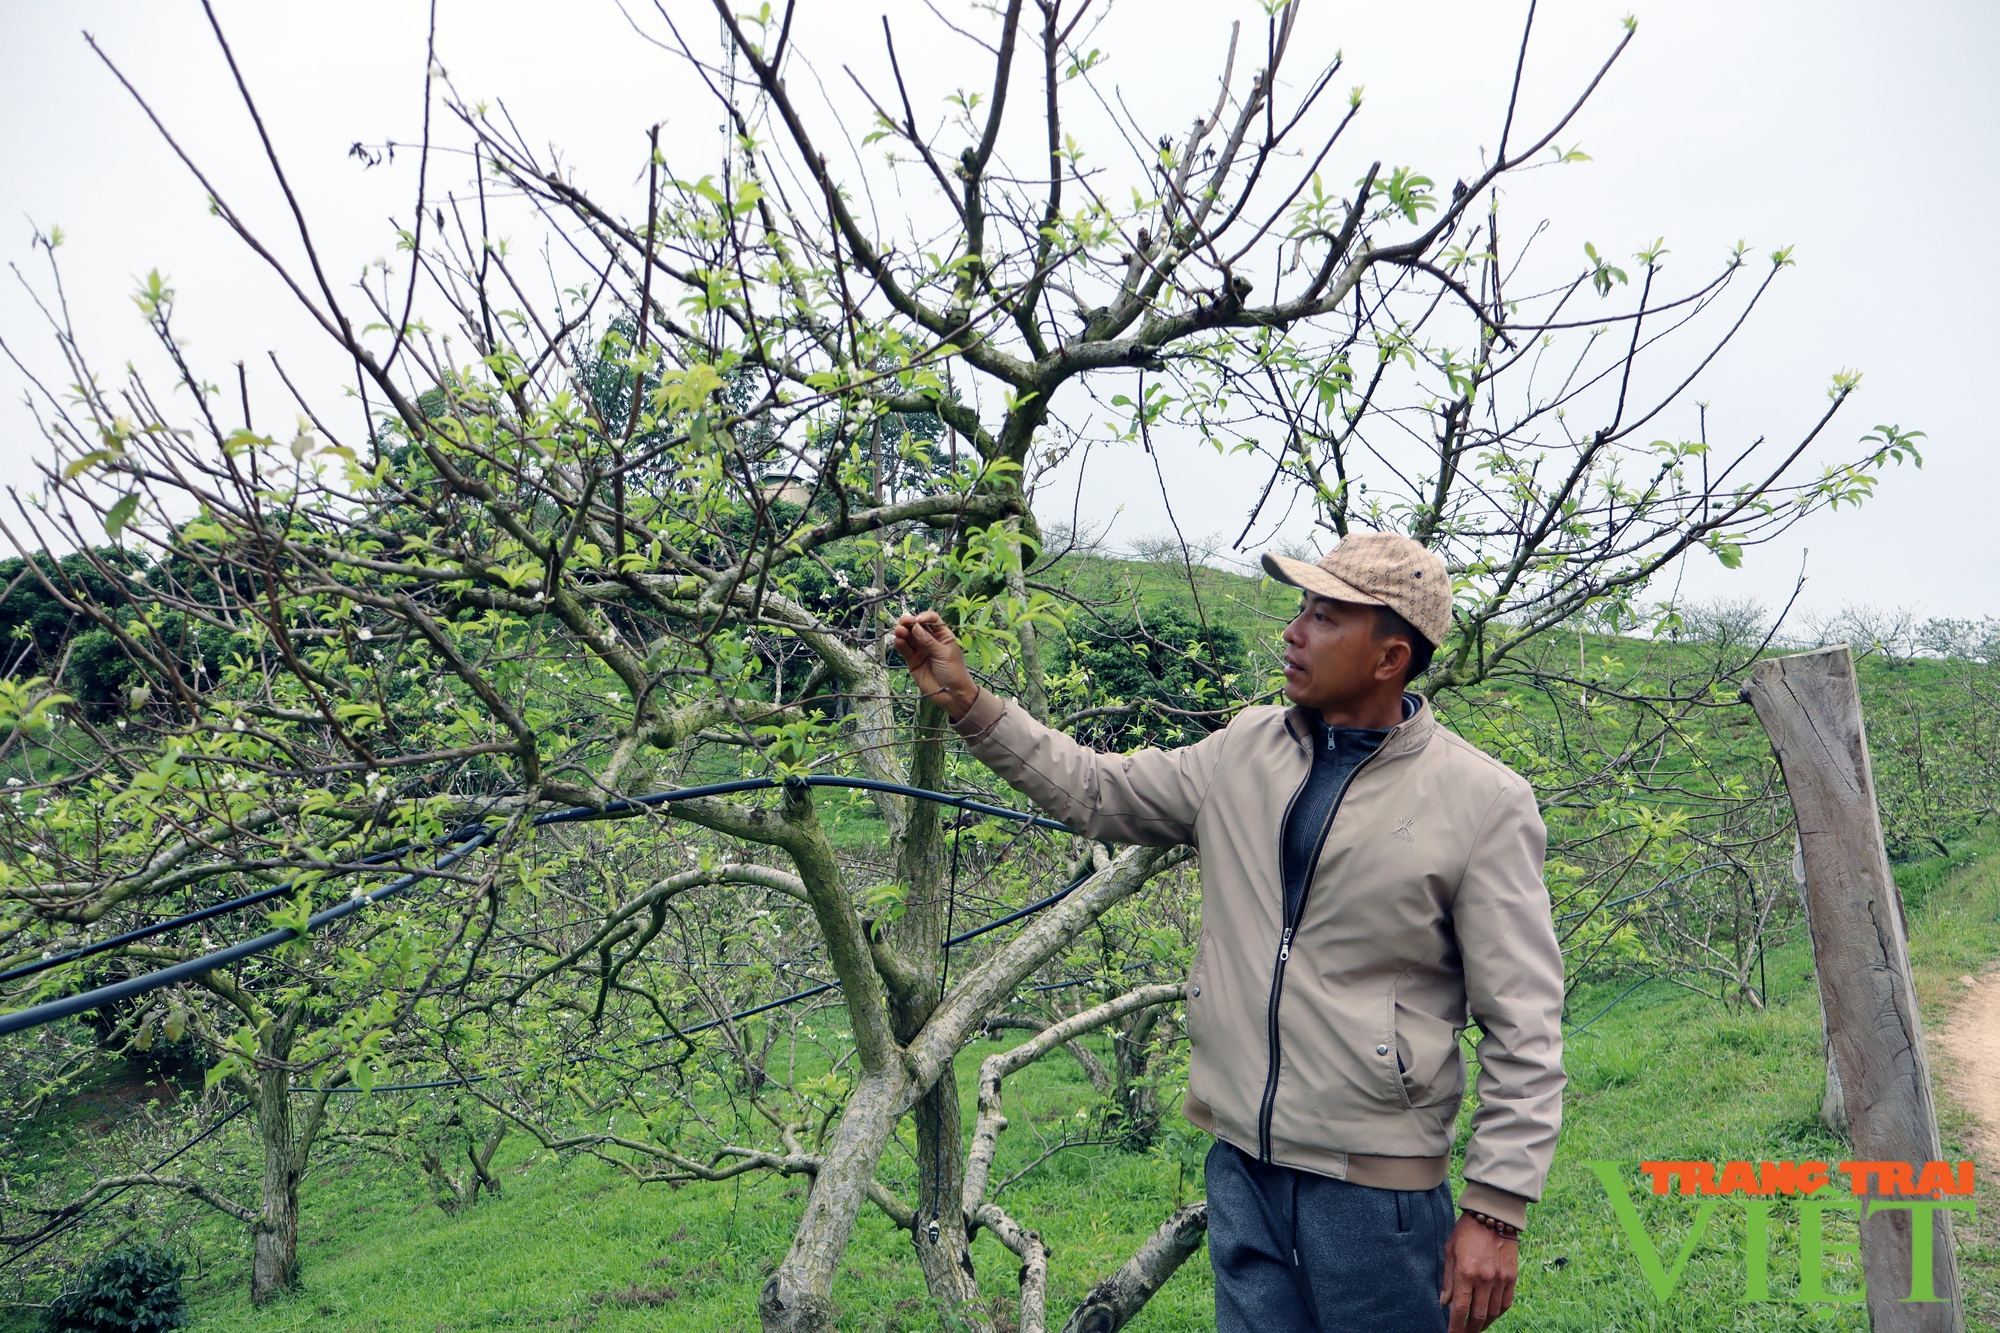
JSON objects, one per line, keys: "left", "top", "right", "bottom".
{"left": 1467, "top": 1279, "right": 1492, "bottom": 1330}
{"left": 1443, "top": 1247, "right": 1469, "bottom": 1333}
{"left": 892, "top": 614, "right": 940, "bottom": 651}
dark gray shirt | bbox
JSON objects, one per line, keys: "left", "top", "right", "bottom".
{"left": 1279, "top": 695, "right": 1417, "bottom": 924}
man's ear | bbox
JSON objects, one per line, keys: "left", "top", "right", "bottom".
{"left": 1376, "top": 635, "right": 1411, "bottom": 683}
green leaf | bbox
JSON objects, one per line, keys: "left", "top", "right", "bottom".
{"left": 863, "top": 881, "right": 909, "bottom": 923}
{"left": 63, "top": 450, "right": 116, "bottom": 480}
{"left": 103, "top": 493, "right": 139, "bottom": 539}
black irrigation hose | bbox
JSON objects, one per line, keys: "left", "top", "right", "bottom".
{"left": 0, "top": 845, "right": 428, "bottom": 989}
{"left": 1563, "top": 977, "right": 1657, "bottom": 1035}
{"left": 4, "top": 854, "right": 1111, "bottom": 1261}
{"left": 0, "top": 779, "right": 1105, "bottom": 1270}
{"left": 0, "top": 828, "right": 501, "bottom": 1040}
{"left": 2, "top": 778, "right": 1071, "bottom": 993}
{"left": 942, "top": 870, "right": 1089, "bottom": 947}
{"left": 0, "top": 777, "right": 1081, "bottom": 1040}
{"left": 310, "top": 862, "right": 1106, "bottom": 1097}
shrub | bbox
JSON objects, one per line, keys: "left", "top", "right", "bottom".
{"left": 43, "top": 1245, "right": 187, "bottom": 1333}
{"left": 1057, "top": 604, "right": 1248, "bottom": 747}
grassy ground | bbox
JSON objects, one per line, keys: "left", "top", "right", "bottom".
{"left": 72, "top": 830, "right": 1983, "bottom": 1332}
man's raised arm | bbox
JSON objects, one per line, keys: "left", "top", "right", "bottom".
{"left": 892, "top": 611, "right": 1223, "bottom": 847}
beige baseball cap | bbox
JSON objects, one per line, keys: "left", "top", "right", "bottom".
{"left": 1261, "top": 532, "right": 1452, "bottom": 647}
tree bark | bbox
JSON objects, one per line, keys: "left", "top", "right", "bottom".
{"left": 1743, "top": 646, "right": 1960, "bottom": 1329}
{"left": 886, "top": 697, "right": 993, "bottom": 1328}
{"left": 910, "top": 1072, "right": 988, "bottom": 1328}
{"left": 982, "top": 1013, "right": 1111, "bottom": 1092}
{"left": 1006, "top": 517, "right": 1050, "bottom": 725}
{"left": 1057, "top": 1202, "right": 1209, "bottom": 1333}
{"left": 251, "top": 1058, "right": 301, "bottom": 1304}
{"left": 759, "top": 1068, "right": 912, "bottom": 1333}
{"left": 1110, "top": 1005, "right": 1165, "bottom": 1149}
{"left": 973, "top": 1201, "right": 1051, "bottom": 1333}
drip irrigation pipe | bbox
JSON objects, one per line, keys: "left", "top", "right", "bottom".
{"left": 0, "top": 829, "right": 500, "bottom": 1039}
{"left": 308, "top": 862, "right": 1104, "bottom": 1096}
{"left": 1564, "top": 977, "right": 1658, "bottom": 1036}
{"left": 2, "top": 778, "right": 1071, "bottom": 992}
{"left": 0, "top": 855, "right": 1131, "bottom": 1273}
{"left": 0, "top": 844, "right": 432, "bottom": 988}
{"left": 0, "top": 777, "right": 1081, "bottom": 1040}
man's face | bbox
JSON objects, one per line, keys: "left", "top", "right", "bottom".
{"left": 1280, "top": 595, "right": 1407, "bottom": 711}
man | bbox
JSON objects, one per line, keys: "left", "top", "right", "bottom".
{"left": 892, "top": 531, "right": 1564, "bottom": 1333}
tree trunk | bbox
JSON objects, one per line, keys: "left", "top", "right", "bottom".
{"left": 1110, "top": 1007, "right": 1164, "bottom": 1150}
{"left": 1006, "top": 518, "right": 1050, "bottom": 725}
{"left": 1743, "top": 646, "right": 1960, "bottom": 1329}
{"left": 888, "top": 697, "right": 994, "bottom": 1329}
{"left": 910, "top": 1073, "right": 987, "bottom": 1325}
{"left": 759, "top": 1069, "right": 912, "bottom": 1333}
{"left": 251, "top": 1059, "right": 301, "bottom": 1304}
{"left": 420, "top": 1119, "right": 506, "bottom": 1214}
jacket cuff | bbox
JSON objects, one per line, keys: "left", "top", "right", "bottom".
{"left": 1457, "top": 1181, "right": 1532, "bottom": 1231}
{"left": 951, "top": 689, "right": 1006, "bottom": 743}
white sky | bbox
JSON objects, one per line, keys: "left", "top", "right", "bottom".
{"left": 2, "top": 0, "right": 1994, "bottom": 624}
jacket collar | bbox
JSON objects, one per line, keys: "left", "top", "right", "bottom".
{"left": 1283, "top": 692, "right": 1437, "bottom": 760}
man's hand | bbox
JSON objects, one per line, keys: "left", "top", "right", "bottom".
{"left": 1441, "top": 1214, "right": 1518, "bottom": 1333}
{"left": 890, "top": 611, "right": 980, "bottom": 722}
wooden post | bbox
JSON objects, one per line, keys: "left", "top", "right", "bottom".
{"left": 1742, "top": 645, "right": 1961, "bottom": 1330}
{"left": 1793, "top": 843, "right": 1850, "bottom": 1136}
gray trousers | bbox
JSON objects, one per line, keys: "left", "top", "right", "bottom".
{"left": 1205, "top": 1140, "right": 1451, "bottom": 1332}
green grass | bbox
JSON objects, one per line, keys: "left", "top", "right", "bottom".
{"left": 1046, "top": 551, "right": 1296, "bottom": 639}
{"left": 171, "top": 1032, "right": 1213, "bottom": 1333}
{"left": 63, "top": 827, "right": 1981, "bottom": 1332}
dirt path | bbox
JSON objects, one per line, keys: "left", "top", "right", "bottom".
{"left": 1938, "top": 971, "right": 2000, "bottom": 1165}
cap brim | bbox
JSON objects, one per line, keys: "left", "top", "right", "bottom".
{"left": 1260, "top": 552, "right": 1387, "bottom": 608}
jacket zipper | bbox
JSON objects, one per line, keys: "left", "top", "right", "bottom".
{"left": 1256, "top": 733, "right": 1388, "bottom": 1163}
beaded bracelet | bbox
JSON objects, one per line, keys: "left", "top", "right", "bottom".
{"left": 1461, "top": 1208, "right": 1524, "bottom": 1241}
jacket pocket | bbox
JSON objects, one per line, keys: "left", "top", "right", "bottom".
{"left": 1185, "top": 932, "right": 1210, "bottom": 1054}
{"left": 1392, "top": 996, "right": 1465, "bottom": 1110}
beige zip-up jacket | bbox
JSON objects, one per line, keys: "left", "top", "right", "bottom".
{"left": 953, "top": 689, "right": 1565, "bottom": 1227}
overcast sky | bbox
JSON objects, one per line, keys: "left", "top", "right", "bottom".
{"left": 3, "top": 1, "right": 1994, "bottom": 625}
